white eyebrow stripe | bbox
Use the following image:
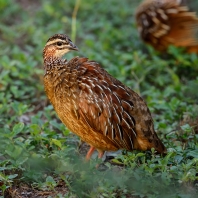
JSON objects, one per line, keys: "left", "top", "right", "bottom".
{"left": 46, "top": 39, "right": 68, "bottom": 46}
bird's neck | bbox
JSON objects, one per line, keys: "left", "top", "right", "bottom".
{"left": 43, "top": 56, "right": 67, "bottom": 74}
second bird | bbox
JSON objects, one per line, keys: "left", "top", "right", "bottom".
{"left": 136, "top": 0, "right": 198, "bottom": 54}
{"left": 43, "top": 34, "right": 166, "bottom": 160}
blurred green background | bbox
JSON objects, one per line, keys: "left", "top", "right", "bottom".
{"left": 0, "top": 0, "right": 198, "bottom": 197}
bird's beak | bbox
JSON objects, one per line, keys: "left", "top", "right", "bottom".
{"left": 68, "top": 41, "right": 79, "bottom": 51}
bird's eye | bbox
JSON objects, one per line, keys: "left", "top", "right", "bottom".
{"left": 57, "top": 42, "right": 63, "bottom": 46}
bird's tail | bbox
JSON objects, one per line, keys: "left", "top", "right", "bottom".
{"left": 136, "top": 0, "right": 198, "bottom": 53}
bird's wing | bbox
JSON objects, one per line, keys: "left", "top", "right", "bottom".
{"left": 77, "top": 61, "right": 145, "bottom": 151}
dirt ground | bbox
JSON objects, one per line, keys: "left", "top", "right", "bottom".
{"left": 1, "top": 142, "right": 126, "bottom": 198}
{"left": 4, "top": 181, "right": 69, "bottom": 198}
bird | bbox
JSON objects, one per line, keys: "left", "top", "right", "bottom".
{"left": 135, "top": 0, "right": 198, "bottom": 54}
{"left": 43, "top": 34, "right": 166, "bottom": 160}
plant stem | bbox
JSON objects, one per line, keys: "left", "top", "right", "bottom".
{"left": 71, "top": 0, "right": 81, "bottom": 42}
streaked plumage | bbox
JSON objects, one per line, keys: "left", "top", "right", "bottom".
{"left": 43, "top": 34, "right": 166, "bottom": 160}
{"left": 136, "top": 0, "right": 198, "bottom": 53}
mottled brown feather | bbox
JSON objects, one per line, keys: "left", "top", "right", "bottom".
{"left": 43, "top": 34, "right": 166, "bottom": 157}
{"left": 136, "top": 0, "right": 198, "bottom": 53}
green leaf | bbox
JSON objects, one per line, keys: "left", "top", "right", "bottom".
{"left": 7, "top": 174, "right": 18, "bottom": 180}
{"left": 160, "top": 152, "right": 176, "bottom": 166}
{"left": 30, "top": 124, "right": 41, "bottom": 136}
{"left": 51, "top": 139, "right": 62, "bottom": 148}
{"left": 12, "top": 122, "right": 24, "bottom": 136}
{"left": 45, "top": 176, "right": 57, "bottom": 187}
{"left": 46, "top": 176, "right": 55, "bottom": 183}
{"left": 187, "top": 150, "right": 198, "bottom": 158}
{"left": 180, "top": 124, "right": 192, "bottom": 132}
{"left": 5, "top": 146, "right": 23, "bottom": 159}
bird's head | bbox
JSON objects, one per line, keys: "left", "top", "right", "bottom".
{"left": 43, "top": 34, "right": 78, "bottom": 59}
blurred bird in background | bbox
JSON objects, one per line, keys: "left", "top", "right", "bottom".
{"left": 135, "top": 0, "right": 198, "bottom": 54}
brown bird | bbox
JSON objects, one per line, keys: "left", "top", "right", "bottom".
{"left": 43, "top": 34, "right": 166, "bottom": 160}
{"left": 136, "top": 0, "right": 198, "bottom": 53}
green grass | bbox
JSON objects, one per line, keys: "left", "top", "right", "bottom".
{"left": 0, "top": 0, "right": 198, "bottom": 197}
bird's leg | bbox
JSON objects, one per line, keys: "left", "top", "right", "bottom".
{"left": 77, "top": 139, "right": 84, "bottom": 151}
{"left": 98, "top": 150, "right": 104, "bottom": 159}
{"left": 95, "top": 150, "right": 105, "bottom": 169}
{"left": 86, "top": 146, "right": 95, "bottom": 160}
